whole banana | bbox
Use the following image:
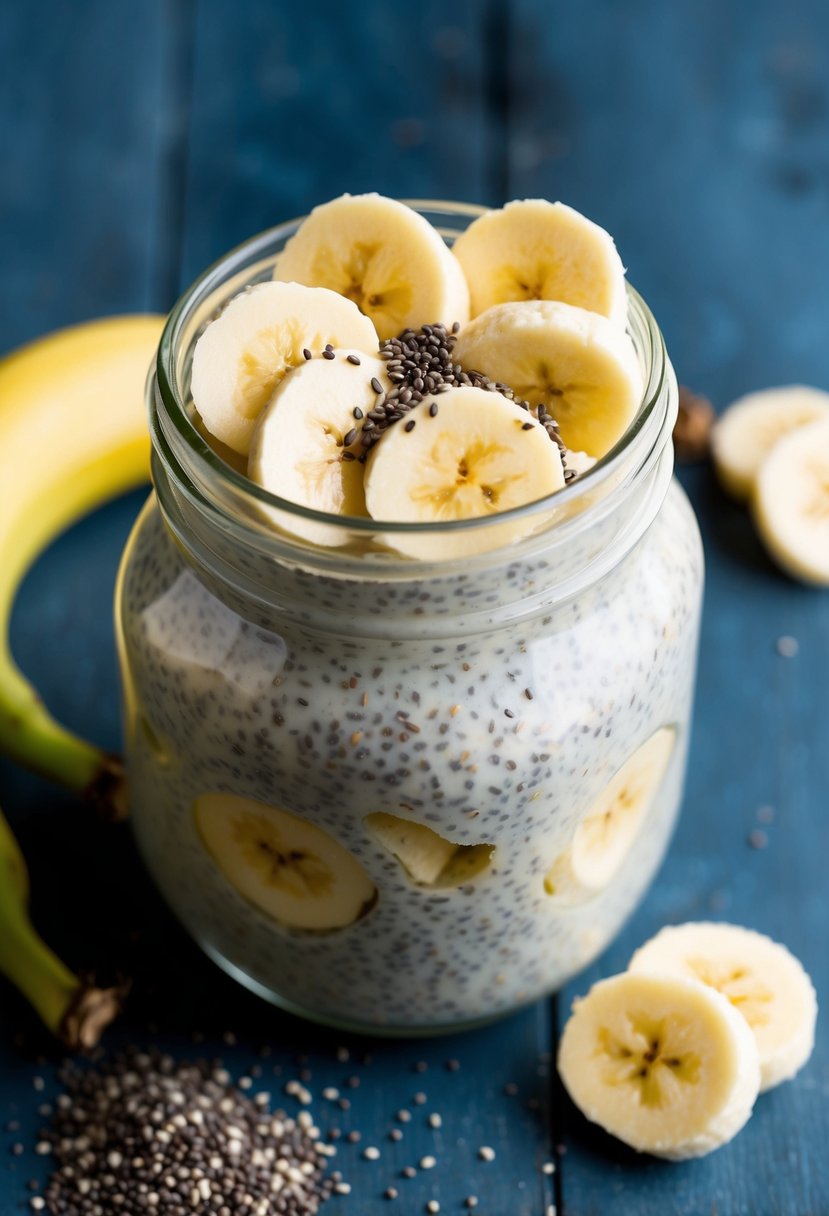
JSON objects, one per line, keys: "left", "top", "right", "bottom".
{"left": 0, "top": 803, "right": 122, "bottom": 1047}
{"left": 0, "top": 315, "right": 164, "bottom": 817}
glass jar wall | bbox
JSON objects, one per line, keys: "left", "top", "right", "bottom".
{"left": 115, "top": 206, "right": 703, "bottom": 1034}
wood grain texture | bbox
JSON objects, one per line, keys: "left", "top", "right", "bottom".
{"left": 1, "top": 0, "right": 828, "bottom": 1212}
{"left": 507, "top": 1, "right": 829, "bottom": 1212}
{"left": 0, "top": 0, "right": 174, "bottom": 349}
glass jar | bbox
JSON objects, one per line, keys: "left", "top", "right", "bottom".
{"left": 115, "top": 203, "right": 703, "bottom": 1034}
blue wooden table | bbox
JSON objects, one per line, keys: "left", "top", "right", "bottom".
{"left": 2, "top": 2, "right": 828, "bottom": 1212}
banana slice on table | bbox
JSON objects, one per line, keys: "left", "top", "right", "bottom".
{"left": 274, "top": 193, "right": 470, "bottom": 340}
{"left": 752, "top": 416, "right": 829, "bottom": 585}
{"left": 558, "top": 971, "right": 760, "bottom": 1159}
{"left": 363, "top": 384, "right": 565, "bottom": 559}
{"left": 190, "top": 281, "right": 379, "bottom": 456}
{"left": 193, "top": 793, "right": 377, "bottom": 931}
{"left": 629, "top": 922, "right": 817, "bottom": 1092}
{"left": 453, "top": 300, "right": 642, "bottom": 457}
{"left": 366, "top": 812, "right": 494, "bottom": 887}
{"left": 452, "top": 199, "right": 628, "bottom": 326}
{"left": 711, "top": 385, "right": 829, "bottom": 501}
{"left": 544, "top": 727, "right": 675, "bottom": 904}
{"left": 247, "top": 351, "right": 390, "bottom": 547}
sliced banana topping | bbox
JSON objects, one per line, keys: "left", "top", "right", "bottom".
{"left": 247, "top": 351, "right": 390, "bottom": 547}
{"left": 193, "top": 793, "right": 377, "bottom": 931}
{"left": 452, "top": 199, "right": 628, "bottom": 326}
{"left": 558, "top": 971, "right": 760, "bottom": 1159}
{"left": 366, "top": 812, "right": 494, "bottom": 887}
{"left": 711, "top": 385, "right": 829, "bottom": 501}
{"left": 629, "top": 922, "right": 817, "bottom": 1091}
{"left": 274, "top": 193, "right": 470, "bottom": 340}
{"left": 545, "top": 727, "right": 675, "bottom": 904}
{"left": 190, "top": 281, "right": 379, "bottom": 456}
{"left": 364, "top": 385, "right": 565, "bottom": 559}
{"left": 752, "top": 415, "right": 829, "bottom": 585}
{"left": 453, "top": 300, "right": 642, "bottom": 457}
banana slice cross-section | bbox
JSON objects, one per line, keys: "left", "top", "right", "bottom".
{"left": 274, "top": 193, "right": 470, "bottom": 340}
{"left": 364, "top": 384, "right": 565, "bottom": 559}
{"left": 366, "top": 811, "right": 494, "bottom": 888}
{"left": 452, "top": 199, "right": 628, "bottom": 326}
{"left": 545, "top": 727, "right": 675, "bottom": 904}
{"left": 453, "top": 300, "right": 642, "bottom": 458}
{"left": 190, "top": 281, "right": 379, "bottom": 456}
{"left": 247, "top": 351, "right": 390, "bottom": 547}
{"left": 558, "top": 971, "right": 761, "bottom": 1159}
{"left": 752, "top": 415, "right": 829, "bottom": 586}
{"left": 629, "top": 922, "right": 817, "bottom": 1092}
{"left": 711, "top": 385, "right": 829, "bottom": 502}
{"left": 193, "top": 793, "right": 377, "bottom": 931}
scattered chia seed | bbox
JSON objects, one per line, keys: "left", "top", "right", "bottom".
{"left": 748, "top": 829, "right": 769, "bottom": 850}
{"left": 445, "top": 1060, "right": 460, "bottom": 1072}
{"left": 33, "top": 1048, "right": 339, "bottom": 1214}
{"left": 413, "top": 1092, "right": 427, "bottom": 1105}
{"left": 346, "top": 354, "right": 362, "bottom": 365}
{"left": 360, "top": 323, "right": 568, "bottom": 469}
{"left": 413, "top": 1061, "right": 428, "bottom": 1073}
{"left": 396, "top": 1110, "right": 412, "bottom": 1123}
{"left": 776, "top": 635, "right": 799, "bottom": 658}
{"left": 384, "top": 1186, "right": 399, "bottom": 1199}
{"left": 347, "top": 1131, "right": 362, "bottom": 1144}
{"left": 503, "top": 1082, "right": 519, "bottom": 1096}
{"left": 757, "top": 805, "right": 775, "bottom": 824}
{"left": 478, "top": 1145, "right": 496, "bottom": 1162}
{"left": 302, "top": 348, "right": 312, "bottom": 360}
{"left": 542, "top": 1161, "right": 556, "bottom": 1174}
{"left": 419, "top": 1155, "right": 436, "bottom": 1170}
{"left": 322, "top": 348, "right": 336, "bottom": 360}
{"left": 401, "top": 1166, "right": 417, "bottom": 1179}
{"left": 465, "top": 1197, "right": 479, "bottom": 1209}
{"left": 389, "top": 1128, "right": 403, "bottom": 1142}
{"left": 428, "top": 1113, "right": 442, "bottom": 1129}
{"left": 362, "top": 1146, "right": 381, "bottom": 1160}
{"left": 427, "top": 1202, "right": 440, "bottom": 1213}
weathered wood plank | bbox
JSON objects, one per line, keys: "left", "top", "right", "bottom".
{"left": 508, "top": 1, "right": 829, "bottom": 1212}
{"left": 179, "top": 0, "right": 494, "bottom": 284}
{"left": 0, "top": 0, "right": 177, "bottom": 350}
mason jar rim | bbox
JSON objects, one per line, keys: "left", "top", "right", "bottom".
{"left": 150, "top": 201, "right": 672, "bottom": 576}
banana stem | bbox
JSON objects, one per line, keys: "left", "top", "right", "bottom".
{"left": 0, "top": 650, "right": 127, "bottom": 820}
{"left": 0, "top": 805, "right": 124, "bottom": 1049}
{"left": 0, "top": 899, "right": 122, "bottom": 1050}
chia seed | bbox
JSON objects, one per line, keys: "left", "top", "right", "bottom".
{"left": 360, "top": 323, "right": 568, "bottom": 469}
{"left": 34, "top": 1048, "right": 339, "bottom": 1214}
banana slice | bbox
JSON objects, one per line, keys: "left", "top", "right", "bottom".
{"left": 273, "top": 193, "right": 470, "bottom": 340}
{"left": 190, "top": 281, "right": 379, "bottom": 456}
{"left": 364, "top": 384, "right": 565, "bottom": 559}
{"left": 247, "top": 351, "right": 389, "bottom": 547}
{"left": 558, "top": 971, "right": 761, "bottom": 1159}
{"left": 629, "top": 922, "right": 817, "bottom": 1092}
{"left": 453, "top": 300, "right": 642, "bottom": 457}
{"left": 366, "top": 812, "right": 494, "bottom": 887}
{"left": 752, "top": 416, "right": 829, "bottom": 585}
{"left": 452, "top": 199, "right": 628, "bottom": 326}
{"left": 193, "top": 792, "right": 377, "bottom": 931}
{"left": 711, "top": 385, "right": 829, "bottom": 501}
{"left": 544, "top": 728, "right": 675, "bottom": 904}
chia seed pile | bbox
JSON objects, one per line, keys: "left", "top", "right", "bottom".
{"left": 33, "top": 1050, "right": 342, "bottom": 1214}
{"left": 348, "top": 322, "right": 574, "bottom": 480}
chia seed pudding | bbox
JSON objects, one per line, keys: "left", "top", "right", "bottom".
{"left": 115, "top": 204, "right": 703, "bottom": 1033}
